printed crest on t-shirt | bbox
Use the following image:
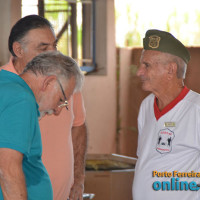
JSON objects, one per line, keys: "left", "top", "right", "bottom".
{"left": 156, "top": 128, "right": 175, "bottom": 154}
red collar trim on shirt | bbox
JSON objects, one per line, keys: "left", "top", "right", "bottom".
{"left": 154, "top": 86, "right": 190, "bottom": 120}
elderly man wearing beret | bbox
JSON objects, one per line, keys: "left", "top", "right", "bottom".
{"left": 132, "top": 29, "right": 200, "bottom": 200}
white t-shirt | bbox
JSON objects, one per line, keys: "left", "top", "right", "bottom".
{"left": 133, "top": 87, "right": 200, "bottom": 200}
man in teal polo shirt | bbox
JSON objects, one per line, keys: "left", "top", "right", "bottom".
{"left": 0, "top": 51, "right": 83, "bottom": 200}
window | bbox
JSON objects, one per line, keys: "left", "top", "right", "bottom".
{"left": 22, "top": 0, "right": 96, "bottom": 73}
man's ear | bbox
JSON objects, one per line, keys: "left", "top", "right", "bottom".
{"left": 12, "top": 42, "right": 24, "bottom": 58}
{"left": 41, "top": 75, "right": 57, "bottom": 91}
{"left": 167, "top": 62, "right": 177, "bottom": 79}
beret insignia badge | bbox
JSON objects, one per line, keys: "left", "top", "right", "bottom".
{"left": 148, "top": 35, "right": 160, "bottom": 48}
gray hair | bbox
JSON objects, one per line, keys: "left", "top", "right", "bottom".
{"left": 23, "top": 51, "right": 84, "bottom": 91}
{"left": 174, "top": 56, "right": 187, "bottom": 79}
{"left": 161, "top": 53, "right": 187, "bottom": 79}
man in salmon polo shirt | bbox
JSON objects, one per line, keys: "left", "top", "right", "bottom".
{"left": 133, "top": 30, "right": 200, "bottom": 200}
{"left": 1, "top": 15, "right": 87, "bottom": 200}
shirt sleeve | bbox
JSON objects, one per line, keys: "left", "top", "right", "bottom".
{"left": 72, "top": 91, "right": 86, "bottom": 127}
{"left": 0, "top": 96, "right": 35, "bottom": 155}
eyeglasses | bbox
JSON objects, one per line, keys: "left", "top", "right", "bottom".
{"left": 57, "top": 80, "right": 69, "bottom": 110}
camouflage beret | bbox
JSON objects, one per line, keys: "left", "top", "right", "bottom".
{"left": 143, "top": 29, "right": 190, "bottom": 64}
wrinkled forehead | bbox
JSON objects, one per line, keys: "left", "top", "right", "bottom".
{"left": 140, "top": 49, "right": 164, "bottom": 63}
{"left": 142, "top": 49, "right": 163, "bottom": 57}
{"left": 23, "top": 27, "right": 57, "bottom": 43}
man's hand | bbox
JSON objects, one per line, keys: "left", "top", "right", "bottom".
{"left": 70, "top": 123, "right": 87, "bottom": 200}
{"left": 68, "top": 178, "right": 84, "bottom": 200}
